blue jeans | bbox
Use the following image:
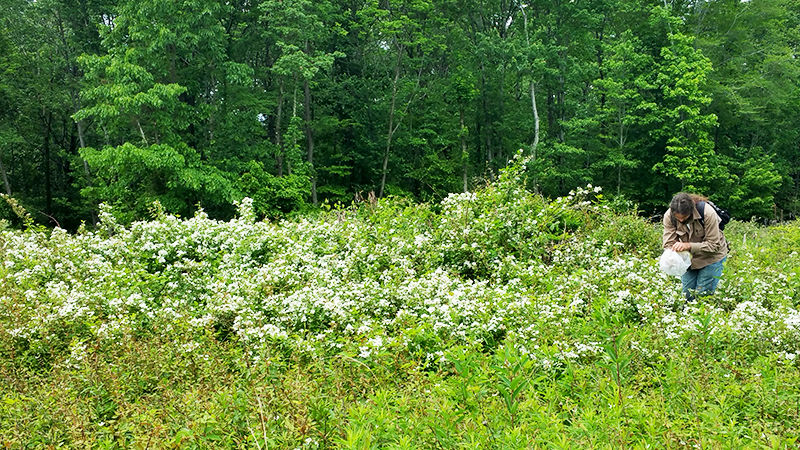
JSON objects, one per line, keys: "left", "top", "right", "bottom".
{"left": 682, "top": 257, "right": 726, "bottom": 300}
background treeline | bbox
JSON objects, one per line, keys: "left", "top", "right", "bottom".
{"left": 0, "top": 0, "right": 798, "bottom": 228}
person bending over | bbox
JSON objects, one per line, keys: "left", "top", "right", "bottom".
{"left": 662, "top": 192, "right": 729, "bottom": 300}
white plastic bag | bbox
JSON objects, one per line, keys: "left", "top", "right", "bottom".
{"left": 659, "top": 249, "right": 691, "bottom": 277}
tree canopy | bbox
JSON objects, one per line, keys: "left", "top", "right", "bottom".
{"left": 1, "top": 0, "right": 798, "bottom": 227}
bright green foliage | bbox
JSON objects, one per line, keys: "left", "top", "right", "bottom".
{"left": 721, "top": 147, "right": 783, "bottom": 219}
{"left": 73, "top": 52, "right": 236, "bottom": 220}
{"left": 593, "top": 31, "right": 656, "bottom": 195}
{"left": 693, "top": 0, "right": 800, "bottom": 217}
{"left": 263, "top": 0, "right": 341, "bottom": 81}
{"left": 238, "top": 160, "right": 310, "bottom": 218}
{"left": 492, "top": 344, "right": 533, "bottom": 424}
{"left": 73, "top": 54, "right": 189, "bottom": 145}
{"left": 261, "top": 0, "right": 343, "bottom": 204}
{"left": 80, "top": 143, "right": 234, "bottom": 222}
{"left": 653, "top": 31, "right": 722, "bottom": 193}
{"left": 2, "top": 0, "right": 800, "bottom": 226}
{"left": 71, "top": 0, "right": 242, "bottom": 219}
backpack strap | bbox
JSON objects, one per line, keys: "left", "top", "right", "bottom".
{"left": 695, "top": 200, "right": 706, "bottom": 227}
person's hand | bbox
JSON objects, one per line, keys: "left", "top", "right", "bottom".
{"left": 672, "top": 242, "right": 691, "bottom": 252}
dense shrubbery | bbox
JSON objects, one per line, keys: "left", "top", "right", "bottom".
{"left": 1, "top": 167, "right": 799, "bottom": 447}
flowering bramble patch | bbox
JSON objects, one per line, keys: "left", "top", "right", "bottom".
{"left": 2, "top": 171, "right": 800, "bottom": 446}
{"left": 1, "top": 181, "right": 798, "bottom": 377}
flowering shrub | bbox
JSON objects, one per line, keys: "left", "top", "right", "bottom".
{"left": 1, "top": 175, "right": 799, "bottom": 446}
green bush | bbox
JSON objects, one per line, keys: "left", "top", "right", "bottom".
{"left": 238, "top": 160, "right": 311, "bottom": 219}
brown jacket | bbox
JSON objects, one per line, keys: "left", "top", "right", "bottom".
{"left": 662, "top": 203, "right": 728, "bottom": 270}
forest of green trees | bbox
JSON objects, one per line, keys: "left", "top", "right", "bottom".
{"left": 1, "top": 0, "right": 798, "bottom": 228}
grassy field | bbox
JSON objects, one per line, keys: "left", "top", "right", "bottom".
{"left": 2, "top": 167, "right": 799, "bottom": 448}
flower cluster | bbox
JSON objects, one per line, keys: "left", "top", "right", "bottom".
{"left": 1, "top": 187, "right": 798, "bottom": 373}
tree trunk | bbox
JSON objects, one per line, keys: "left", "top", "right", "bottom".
{"left": 42, "top": 110, "right": 53, "bottom": 215}
{"left": 479, "top": 60, "right": 492, "bottom": 172}
{"left": 0, "top": 152, "right": 11, "bottom": 195}
{"left": 75, "top": 115, "right": 90, "bottom": 173}
{"left": 303, "top": 80, "right": 317, "bottom": 204}
{"left": 530, "top": 81, "right": 539, "bottom": 152}
{"left": 531, "top": 82, "right": 540, "bottom": 193}
{"left": 75, "top": 112, "right": 94, "bottom": 223}
{"left": 596, "top": 28, "right": 606, "bottom": 111}
{"left": 487, "top": 134, "right": 494, "bottom": 180}
{"left": 498, "top": 67, "right": 506, "bottom": 160}
{"left": 547, "top": 87, "right": 555, "bottom": 138}
{"left": 618, "top": 110, "right": 625, "bottom": 195}
{"left": 303, "top": 74, "right": 317, "bottom": 205}
{"left": 137, "top": 120, "right": 148, "bottom": 145}
{"left": 558, "top": 73, "right": 565, "bottom": 143}
{"left": 57, "top": 8, "right": 96, "bottom": 223}
{"left": 289, "top": 81, "right": 298, "bottom": 175}
{"left": 380, "top": 47, "right": 402, "bottom": 198}
{"left": 520, "top": 4, "right": 540, "bottom": 191}
{"left": 71, "top": 91, "right": 97, "bottom": 225}
{"left": 275, "top": 79, "right": 284, "bottom": 177}
{"left": 460, "top": 107, "right": 468, "bottom": 192}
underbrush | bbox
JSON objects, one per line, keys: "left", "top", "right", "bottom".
{"left": 1, "top": 159, "right": 799, "bottom": 447}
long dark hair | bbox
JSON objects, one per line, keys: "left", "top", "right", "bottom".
{"left": 670, "top": 192, "right": 708, "bottom": 217}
